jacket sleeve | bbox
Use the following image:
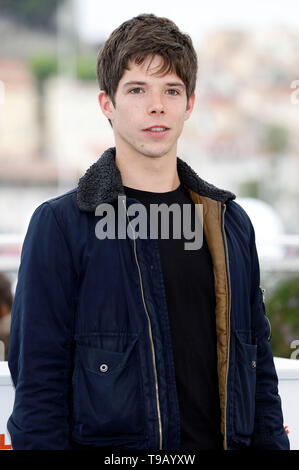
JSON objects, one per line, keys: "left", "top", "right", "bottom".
{"left": 7, "top": 202, "right": 77, "bottom": 449}
{"left": 249, "top": 221, "right": 290, "bottom": 450}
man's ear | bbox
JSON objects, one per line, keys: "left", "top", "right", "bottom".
{"left": 184, "top": 92, "right": 196, "bottom": 121}
{"left": 98, "top": 91, "right": 114, "bottom": 122}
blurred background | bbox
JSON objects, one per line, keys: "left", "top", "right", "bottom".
{"left": 0, "top": 0, "right": 298, "bottom": 359}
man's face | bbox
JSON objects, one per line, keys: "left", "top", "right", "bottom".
{"left": 99, "top": 55, "right": 195, "bottom": 159}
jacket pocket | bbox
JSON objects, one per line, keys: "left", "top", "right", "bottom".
{"left": 233, "top": 330, "right": 257, "bottom": 437}
{"left": 72, "top": 334, "right": 146, "bottom": 441}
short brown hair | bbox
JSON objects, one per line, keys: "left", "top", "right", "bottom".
{"left": 97, "top": 13, "right": 198, "bottom": 128}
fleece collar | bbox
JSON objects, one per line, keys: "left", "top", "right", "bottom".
{"left": 77, "top": 147, "right": 236, "bottom": 212}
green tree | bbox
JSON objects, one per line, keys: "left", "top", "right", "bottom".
{"left": 265, "top": 277, "right": 299, "bottom": 358}
{"left": 28, "top": 54, "right": 97, "bottom": 86}
{"left": 263, "top": 124, "right": 289, "bottom": 155}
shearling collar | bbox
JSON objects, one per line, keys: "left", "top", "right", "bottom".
{"left": 77, "top": 147, "right": 236, "bottom": 212}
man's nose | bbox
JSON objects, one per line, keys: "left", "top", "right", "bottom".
{"left": 147, "top": 94, "right": 165, "bottom": 114}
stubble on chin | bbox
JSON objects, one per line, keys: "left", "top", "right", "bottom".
{"left": 117, "top": 129, "right": 175, "bottom": 160}
{"left": 134, "top": 141, "right": 175, "bottom": 159}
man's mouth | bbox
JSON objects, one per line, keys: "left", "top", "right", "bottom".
{"left": 143, "top": 126, "right": 170, "bottom": 137}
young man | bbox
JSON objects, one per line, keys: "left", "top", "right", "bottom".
{"left": 7, "top": 14, "right": 289, "bottom": 450}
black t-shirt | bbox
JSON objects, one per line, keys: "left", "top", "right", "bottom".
{"left": 123, "top": 183, "right": 223, "bottom": 450}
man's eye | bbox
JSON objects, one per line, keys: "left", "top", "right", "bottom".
{"left": 129, "top": 88, "right": 180, "bottom": 95}
{"left": 129, "top": 88, "right": 142, "bottom": 94}
{"left": 166, "top": 89, "right": 179, "bottom": 95}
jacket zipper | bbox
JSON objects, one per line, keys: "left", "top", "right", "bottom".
{"left": 122, "top": 199, "right": 163, "bottom": 450}
{"left": 221, "top": 203, "right": 231, "bottom": 450}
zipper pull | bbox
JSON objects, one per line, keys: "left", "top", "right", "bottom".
{"left": 259, "top": 285, "right": 266, "bottom": 302}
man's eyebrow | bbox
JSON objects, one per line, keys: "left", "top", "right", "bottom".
{"left": 167, "top": 82, "right": 185, "bottom": 88}
{"left": 122, "top": 81, "right": 185, "bottom": 89}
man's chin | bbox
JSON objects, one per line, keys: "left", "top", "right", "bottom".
{"left": 136, "top": 143, "right": 174, "bottom": 159}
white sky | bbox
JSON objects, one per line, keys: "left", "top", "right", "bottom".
{"left": 74, "top": 0, "right": 299, "bottom": 46}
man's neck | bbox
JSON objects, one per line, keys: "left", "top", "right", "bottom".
{"left": 115, "top": 144, "right": 180, "bottom": 193}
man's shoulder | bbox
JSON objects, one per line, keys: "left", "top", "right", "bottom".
{"left": 225, "top": 198, "right": 254, "bottom": 239}
{"left": 34, "top": 187, "right": 78, "bottom": 212}
{"left": 30, "top": 187, "right": 82, "bottom": 230}
{"left": 45, "top": 187, "right": 78, "bottom": 209}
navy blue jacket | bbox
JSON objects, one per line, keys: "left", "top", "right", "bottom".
{"left": 7, "top": 147, "right": 290, "bottom": 450}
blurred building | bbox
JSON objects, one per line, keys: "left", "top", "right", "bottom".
{"left": 188, "top": 28, "right": 299, "bottom": 233}
{"left": 0, "top": 59, "right": 40, "bottom": 162}
{"left": 44, "top": 76, "right": 113, "bottom": 173}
